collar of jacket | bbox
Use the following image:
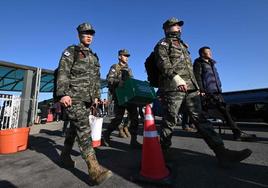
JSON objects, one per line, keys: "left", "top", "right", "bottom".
{"left": 199, "top": 57, "right": 216, "bottom": 65}
{"left": 166, "top": 35, "right": 179, "bottom": 41}
{"left": 78, "top": 43, "right": 91, "bottom": 51}
{"left": 118, "top": 62, "right": 128, "bottom": 68}
{"left": 165, "top": 31, "right": 181, "bottom": 39}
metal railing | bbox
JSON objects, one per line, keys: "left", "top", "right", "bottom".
{"left": 0, "top": 94, "right": 21, "bottom": 130}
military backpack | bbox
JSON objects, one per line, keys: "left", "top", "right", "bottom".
{"left": 144, "top": 52, "right": 159, "bottom": 88}
{"left": 145, "top": 40, "right": 172, "bottom": 88}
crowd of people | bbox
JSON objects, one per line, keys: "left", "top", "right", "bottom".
{"left": 53, "top": 18, "right": 256, "bottom": 185}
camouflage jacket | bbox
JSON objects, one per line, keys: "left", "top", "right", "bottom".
{"left": 56, "top": 43, "right": 101, "bottom": 103}
{"left": 106, "top": 63, "right": 133, "bottom": 96}
{"left": 154, "top": 37, "right": 199, "bottom": 92}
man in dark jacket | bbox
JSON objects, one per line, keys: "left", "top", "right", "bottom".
{"left": 193, "top": 46, "right": 256, "bottom": 141}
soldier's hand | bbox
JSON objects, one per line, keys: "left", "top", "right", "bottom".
{"left": 197, "top": 91, "right": 206, "bottom": 96}
{"left": 178, "top": 84, "right": 188, "bottom": 92}
{"left": 60, "top": 96, "right": 72, "bottom": 107}
{"left": 94, "top": 98, "right": 98, "bottom": 104}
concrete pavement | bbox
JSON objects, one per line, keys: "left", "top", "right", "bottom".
{"left": 0, "top": 118, "right": 268, "bottom": 188}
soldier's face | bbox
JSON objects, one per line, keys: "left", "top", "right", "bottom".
{"left": 167, "top": 24, "right": 181, "bottom": 33}
{"left": 202, "top": 49, "right": 212, "bottom": 59}
{"left": 119, "top": 55, "right": 129, "bottom": 64}
{"left": 79, "top": 34, "right": 93, "bottom": 46}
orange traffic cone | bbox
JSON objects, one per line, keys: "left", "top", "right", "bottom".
{"left": 136, "top": 104, "right": 171, "bottom": 185}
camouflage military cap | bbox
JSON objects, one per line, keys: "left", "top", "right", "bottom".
{"left": 118, "top": 49, "right": 130, "bottom": 57}
{"left": 76, "top": 23, "right": 95, "bottom": 34}
{"left": 162, "top": 17, "right": 184, "bottom": 29}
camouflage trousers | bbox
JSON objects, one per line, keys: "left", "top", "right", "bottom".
{"left": 64, "top": 101, "right": 94, "bottom": 159}
{"left": 108, "top": 99, "right": 139, "bottom": 136}
{"left": 160, "top": 90, "right": 224, "bottom": 150}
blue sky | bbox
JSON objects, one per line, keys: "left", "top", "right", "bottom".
{"left": 1, "top": 0, "right": 268, "bottom": 101}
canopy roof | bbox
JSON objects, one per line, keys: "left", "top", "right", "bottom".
{"left": 0, "top": 60, "right": 107, "bottom": 92}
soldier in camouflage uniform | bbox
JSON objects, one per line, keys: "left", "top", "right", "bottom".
{"left": 154, "top": 17, "right": 252, "bottom": 166}
{"left": 56, "top": 23, "right": 112, "bottom": 184}
{"left": 103, "top": 49, "right": 141, "bottom": 148}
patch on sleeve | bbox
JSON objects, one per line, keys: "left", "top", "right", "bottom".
{"left": 111, "top": 69, "right": 116, "bottom": 72}
{"left": 160, "top": 41, "right": 168, "bottom": 47}
{"left": 64, "top": 51, "right": 70, "bottom": 57}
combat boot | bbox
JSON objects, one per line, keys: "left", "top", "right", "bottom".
{"left": 130, "top": 135, "right": 142, "bottom": 149}
{"left": 86, "top": 154, "right": 113, "bottom": 185}
{"left": 60, "top": 145, "right": 75, "bottom": 168}
{"left": 102, "top": 130, "right": 111, "bottom": 147}
{"left": 214, "top": 146, "right": 252, "bottom": 167}
{"left": 118, "top": 127, "right": 127, "bottom": 138}
{"left": 123, "top": 126, "right": 131, "bottom": 137}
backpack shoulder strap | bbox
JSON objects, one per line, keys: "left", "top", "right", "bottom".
{"left": 66, "top": 45, "right": 80, "bottom": 70}
{"left": 169, "top": 38, "right": 177, "bottom": 53}
{"left": 73, "top": 45, "right": 80, "bottom": 63}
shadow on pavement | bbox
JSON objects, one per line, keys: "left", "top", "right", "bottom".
{"left": 0, "top": 181, "right": 17, "bottom": 188}
{"left": 39, "top": 129, "right": 63, "bottom": 137}
{"left": 28, "top": 128, "right": 268, "bottom": 188}
{"left": 28, "top": 133, "right": 92, "bottom": 186}
{"left": 166, "top": 147, "right": 268, "bottom": 188}
{"left": 97, "top": 139, "right": 268, "bottom": 188}
{"left": 34, "top": 129, "right": 81, "bottom": 156}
